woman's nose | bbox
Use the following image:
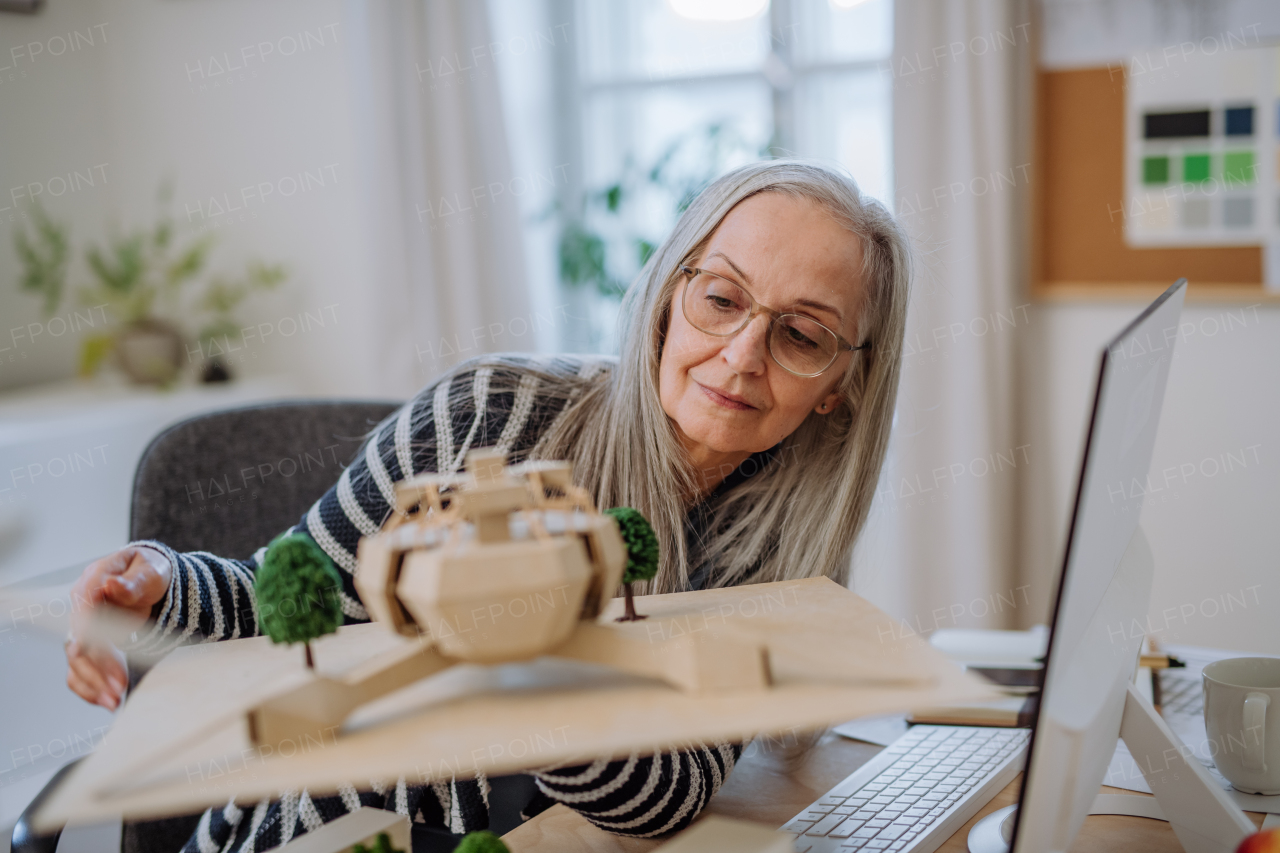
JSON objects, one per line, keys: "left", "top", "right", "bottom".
{"left": 721, "top": 313, "right": 770, "bottom": 374}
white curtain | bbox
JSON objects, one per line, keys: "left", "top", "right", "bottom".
{"left": 344, "top": 0, "right": 534, "bottom": 397}
{"left": 852, "top": 0, "right": 1033, "bottom": 634}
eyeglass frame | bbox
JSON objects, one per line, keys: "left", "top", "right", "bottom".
{"left": 677, "top": 264, "right": 871, "bottom": 378}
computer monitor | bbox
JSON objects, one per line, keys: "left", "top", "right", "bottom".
{"left": 970, "top": 280, "right": 1255, "bottom": 853}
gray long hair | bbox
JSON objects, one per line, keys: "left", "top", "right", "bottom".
{"left": 419, "top": 160, "right": 910, "bottom": 594}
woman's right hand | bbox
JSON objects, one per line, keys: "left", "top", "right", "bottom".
{"left": 65, "top": 545, "right": 172, "bottom": 710}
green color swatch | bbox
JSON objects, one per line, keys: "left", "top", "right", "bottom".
{"left": 1142, "top": 156, "right": 1170, "bottom": 185}
{"left": 1224, "top": 151, "right": 1255, "bottom": 185}
{"left": 1182, "top": 154, "right": 1211, "bottom": 183}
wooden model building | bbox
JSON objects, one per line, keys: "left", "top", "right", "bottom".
{"left": 246, "top": 448, "right": 772, "bottom": 752}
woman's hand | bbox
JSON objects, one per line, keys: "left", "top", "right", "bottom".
{"left": 65, "top": 546, "right": 172, "bottom": 710}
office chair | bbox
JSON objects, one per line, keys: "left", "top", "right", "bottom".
{"left": 11, "top": 399, "right": 401, "bottom": 853}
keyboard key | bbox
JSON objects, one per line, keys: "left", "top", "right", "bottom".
{"left": 841, "top": 840, "right": 868, "bottom": 850}
{"left": 806, "top": 814, "right": 850, "bottom": 836}
{"left": 865, "top": 841, "right": 891, "bottom": 850}
{"left": 852, "top": 826, "right": 881, "bottom": 839}
{"left": 877, "top": 826, "right": 907, "bottom": 840}
{"left": 786, "top": 820, "right": 816, "bottom": 833}
{"left": 829, "top": 818, "right": 864, "bottom": 838}
{"left": 799, "top": 809, "right": 831, "bottom": 821}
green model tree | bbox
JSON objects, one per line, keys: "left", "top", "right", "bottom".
{"left": 603, "top": 507, "right": 659, "bottom": 622}
{"left": 350, "top": 832, "right": 406, "bottom": 853}
{"left": 254, "top": 532, "right": 344, "bottom": 669}
{"left": 454, "top": 830, "right": 509, "bottom": 853}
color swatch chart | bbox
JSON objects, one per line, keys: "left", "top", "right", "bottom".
{"left": 1125, "top": 45, "right": 1279, "bottom": 248}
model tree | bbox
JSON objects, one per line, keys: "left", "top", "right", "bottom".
{"left": 454, "top": 830, "right": 509, "bottom": 853}
{"left": 351, "top": 832, "right": 406, "bottom": 853}
{"left": 603, "top": 507, "right": 659, "bottom": 622}
{"left": 254, "top": 532, "right": 344, "bottom": 669}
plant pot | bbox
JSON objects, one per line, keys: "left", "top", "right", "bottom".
{"left": 115, "top": 319, "right": 185, "bottom": 385}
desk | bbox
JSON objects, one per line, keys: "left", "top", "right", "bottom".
{"left": 501, "top": 731, "right": 1267, "bottom": 852}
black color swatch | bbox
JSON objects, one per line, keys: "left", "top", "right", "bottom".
{"left": 1144, "top": 110, "right": 1211, "bottom": 139}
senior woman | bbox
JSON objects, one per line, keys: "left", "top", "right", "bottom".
{"left": 64, "top": 159, "right": 909, "bottom": 849}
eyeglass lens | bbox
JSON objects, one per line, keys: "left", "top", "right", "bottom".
{"left": 685, "top": 271, "right": 838, "bottom": 375}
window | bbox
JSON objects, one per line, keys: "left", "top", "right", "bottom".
{"left": 491, "top": 0, "right": 893, "bottom": 354}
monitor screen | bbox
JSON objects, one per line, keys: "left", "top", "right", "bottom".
{"left": 1010, "top": 280, "right": 1187, "bottom": 852}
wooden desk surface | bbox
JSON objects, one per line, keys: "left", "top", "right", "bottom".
{"left": 502, "top": 731, "right": 1267, "bottom": 852}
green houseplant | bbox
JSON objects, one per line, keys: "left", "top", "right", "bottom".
{"left": 12, "top": 189, "right": 284, "bottom": 385}
{"left": 558, "top": 122, "right": 768, "bottom": 301}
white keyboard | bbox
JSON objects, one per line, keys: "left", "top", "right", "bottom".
{"left": 781, "top": 725, "right": 1030, "bottom": 853}
{"left": 1157, "top": 668, "right": 1202, "bottom": 716}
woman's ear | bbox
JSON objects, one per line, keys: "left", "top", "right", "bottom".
{"left": 815, "top": 392, "right": 842, "bottom": 415}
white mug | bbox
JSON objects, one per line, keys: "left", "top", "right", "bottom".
{"left": 1203, "top": 657, "right": 1280, "bottom": 795}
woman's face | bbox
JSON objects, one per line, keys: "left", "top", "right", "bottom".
{"left": 659, "top": 191, "right": 866, "bottom": 459}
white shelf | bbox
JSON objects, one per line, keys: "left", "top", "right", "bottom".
{"left": 0, "top": 375, "right": 304, "bottom": 587}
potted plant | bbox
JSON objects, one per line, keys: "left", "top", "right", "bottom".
{"left": 12, "top": 188, "right": 284, "bottom": 386}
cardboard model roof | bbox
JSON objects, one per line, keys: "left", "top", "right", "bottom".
{"left": 36, "top": 578, "right": 998, "bottom": 829}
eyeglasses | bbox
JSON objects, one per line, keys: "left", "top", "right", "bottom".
{"left": 678, "top": 265, "right": 870, "bottom": 378}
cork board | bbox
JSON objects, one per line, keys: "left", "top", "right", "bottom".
{"left": 1034, "top": 66, "right": 1265, "bottom": 300}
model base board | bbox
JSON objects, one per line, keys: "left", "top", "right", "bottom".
{"left": 35, "top": 577, "right": 998, "bottom": 829}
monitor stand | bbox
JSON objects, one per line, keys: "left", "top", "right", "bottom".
{"left": 967, "top": 681, "right": 1256, "bottom": 853}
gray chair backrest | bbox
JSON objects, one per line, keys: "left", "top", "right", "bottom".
{"left": 129, "top": 400, "right": 401, "bottom": 560}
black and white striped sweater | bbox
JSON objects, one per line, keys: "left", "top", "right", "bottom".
{"left": 127, "top": 354, "right": 778, "bottom": 851}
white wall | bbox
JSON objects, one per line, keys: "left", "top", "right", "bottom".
{"left": 1021, "top": 300, "right": 1280, "bottom": 655}
{"left": 0, "top": 0, "right": 427, "bottom": 399}
{"left": 1, "top": 1, "right": 116, "bottom": 388}
{"left": 1040, "top": 0, "right": 1280, "bottom": 70}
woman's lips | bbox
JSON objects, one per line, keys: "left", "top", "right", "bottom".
{"left": 695, "top": 380, "right": 755, "bottom": 411}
